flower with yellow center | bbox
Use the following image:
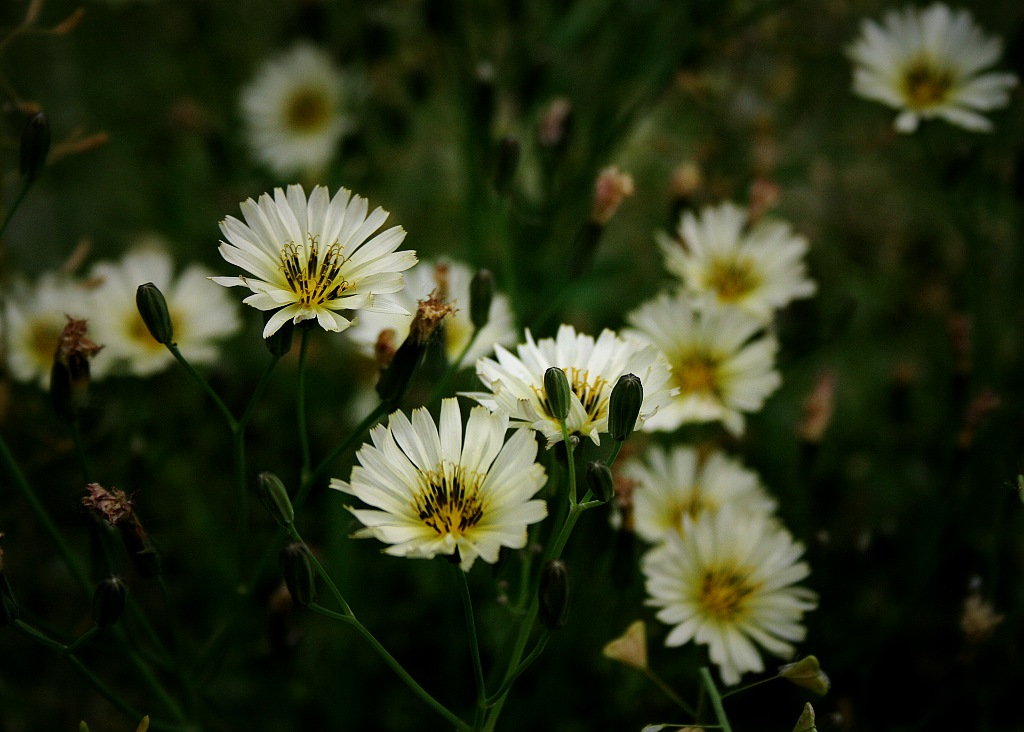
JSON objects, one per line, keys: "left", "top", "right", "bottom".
{"left": 623, "top": 445, "right": 777, "bottom": 544}
{"left": 643, "top": 508, "right": 817, "bottom": 686}
{"left": 331, "top": 398, "right": 548, "bottom": 571}
{"left": 212, "top": 184, "right": 417, "bottom": 338}
{"left": 847, "top": 4, "right": 1018, "bottom": 133}
{"left": 2, "top": 273, "right": 90, "bottom": 389}
{"left": 240, "top": 43, "right": 356, "bottom": 177}
{"left": 463, "top": 324, "right": 675, "bottom": 447}
{"left": 627, "top": 293, "right": 780, "bottom": 436}
{"left": 659, "top": 202, "right": 815, "bottom": 322}
{"left": 89, "top": 244, "right": 241, "bottom": 378}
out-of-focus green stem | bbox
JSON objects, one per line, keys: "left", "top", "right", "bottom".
{"left": 482, "top": 632, "right": 549, "bottom": 708}
{"left": 166, "top": 344, "right": 237, "bottom": 430}
{"left": 700, "top": 667, "right": 733, "bottom": 732}
{"left": 454, "top": 565, "right": 486, "bottom": 725}
{"left": 645, "top": 668, "right": 697, "bottom": 717}
{"left": 300, "top": 401, "right": 389, "bottom": 508}
{"left": 297, "top": 328, "right": 312, "bottom": 483}
{"left": 0, "top": 182, "right": 30, "bottom": 239}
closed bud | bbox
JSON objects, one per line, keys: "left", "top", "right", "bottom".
{"left": 602, "top": 620, "right": 648, "bottom": 670}
{"left": 135, "top": 283, "right": 174, "bottom": 345}
{"left": 375, "top": 335, "right": 426, "bottom": 409}
{"left": 20, "top": 112, "right": 50, "bottom": 183}
{"left": 778, "top": 655, "right": 830, "bottom": 696}
{"left": 469, "top": 269, "right": 494, "bottom": 331}
{"left": 0, "top": 570, "right": 19, "bottom": 627}
{"left": 586, "top": 461, "right": 615, "bottom": 503}
{"left": 493, "top": 136, "right": 520, "bottom": 195}
{"left": 256, "top": 472, "right": 294, "bottom": 527}
{"left": 92, "top": 575, "right": 129, "bottom": 628}
{"left": 608, "top": 373, "right": 643, "bottom": 441}
{"left": 539, "top": 559, "right": 570, "bottom": 630}
{"left": 263, "top": 311, "right": 294, "bottom": 356}
{"left": 280, "top": 542, "right": 317, "bottom": 607}
{"left": 793, "top": 702, "right": 817, "bottom": 732}
{"left": 50, "top": 317, "right": 101, "bottom": 421}
{"left": 544, "top": 367, "right": 572, "bottom": 422}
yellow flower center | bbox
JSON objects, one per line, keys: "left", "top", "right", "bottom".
{"left": 903, "top": 60, "right": 954, "bottom": 110}
{"left": 28, "top": 319, "right": 64, "bottom": 368}
{"left": 699, "top": 565, "right": 760, "bottom": 622}
{"left": 413, "top": 464, "right": 486, "bottom": 537}
{"left": 669, "top": 490, "right": 714, "bottom": 530}
{"left": 284, "top": 87, "right": 332, "bottom": 134}
{"left": 535, "top": 368, "right": 611, "bottom": 426}
{"left": 128, "top": 307, "right": 181, "bottom": 354}
{"left": 706, "top": 256, "right": 760, "bottom": 303}
{"left": 674, "top": 351, "right": 722, "bottom": 396}
{"left": 279, "top": 234, "right": 351, "bottom": 307}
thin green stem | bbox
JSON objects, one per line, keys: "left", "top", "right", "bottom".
{"left": 69, "top": 419, "right": 93, "bottom": 483}
{"left": 297, "top": 328, "right": 312, "bottom": 483}
{"left": 158, "top": 576, "right": 200, "bottom": 718}
{"left": 286, "top": 525, "right": 352, "bottom": 617}
{"left": 605, "top": 440, "right": 623, "bottom": 468}
{"left": 560, "top": 422, "right": 578, "bottom": 507}
{"left": 483, "top": 633, "right": 549, "bottom": 708}
{"left": 0, "top": 181, "right": 30, "bottom": 239}
{"left": 719, "top": 673, "right": 781, "bottom": 699}
{"left": 14, "top": 619, "right": 97, "bottom": 654}
{"left": 699, "top": 667, "right": 733, "bottom": 732}
{"left": 238, "top": 355, "right": 280, "bottom": 430}
{"left": 299, "top": 401, "right": 389, "bottom": 508}
{"left": 429, "top": 326, "right": 482, "bottom": 407}
{"left": 645, "top": 668, "right": 697, "bottom": 717}
{"left": 455, "top": 564, "right": 486, "bottom": 723}
{"left": 166, "top": 344, "right": 237, "bottom": 430}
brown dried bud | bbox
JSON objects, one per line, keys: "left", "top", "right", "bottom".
{"left": 82, "top": 484, "right": 135, "bottom": 527}
{"left": 51, "top": 317, "right": 102, "bottom": 420}
{"left": 409, "top": 292, "right": 455, "bottom": 346}
{"left": 798, "top": 370, "right": 837, "bottom": 444}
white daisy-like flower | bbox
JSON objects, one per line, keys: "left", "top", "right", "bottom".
{"left": 643, "top": 507, "right": 817, "bottom": 686}
{"left": 626, "top": 293, "right": 780, "bottom": 436}
{"left": 240, "top": 43, "right": 354, "bottom": 177}
{"left": 89, "top": 244, "right": 241, "bottom": 378}
{"left": 659, "top": 202, "right": 815, "bottom": 321}
{"left": 463, "top": 324, "right": 675, "bottom": 447}
{"left": 346, "top": 259, "right": 516, "bottom": 365}
{"left": 331, "top": 397, "right": 548, "bottom": 571}
{"left": 212, "top": 184, "right": 417, "bottom": 338}
{"left": 2, "top": 273, "right": 90, "bottom": 388}
{"left": 847, "top": 4, "right": 1018, "bottom": 133}
{"left": 623, "top": 445, "right": 777, "bottom": 544}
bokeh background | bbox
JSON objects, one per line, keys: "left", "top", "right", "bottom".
{"left": 2, "top": 0, "right": 1024, "bottom": 730}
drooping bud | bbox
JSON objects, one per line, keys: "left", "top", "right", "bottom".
{"left": 280, "top": 542, "right": 317, "bottom": 607}
{"left": 263, "top": 311, "right": 294, "bottom": 356}
{"left": 586, "top": 460, "right": 615, "bottom": 503}
{"left": 608, "top": 373, "right": 643, "bottom": 441}
{"left": 469, "top": 269, "right": 494, "bottom": 331}
{"left": 538, "top": 559, "right": 570, "bottom": 630}
{"left": 20, "top": 111, "right": 51, "bottom": 183}
{"left": 50, "top": 316, "right": 102, "bottom": 421}
{"left": 376, "top": 294, "right": 453, "bottom": 408}
{"left": 602, "top": 620, "right": 648, "bottom": 670}
{"left": 544, "top": 367, "right": 572, "bottom": 422}
{"left": 92, "top": 575, "right": 129, "bottom": 628}
{"left": 778, "top": 655, "right": 831, "bottom": 696}
{"left": 135, "top": 283, "right": 174, "bottom": 346}
{"left": 255, "top": 472, "right": 294, "bottom": 527}
{"left": 493, "top": 136, "right": 520, "bottom": 195}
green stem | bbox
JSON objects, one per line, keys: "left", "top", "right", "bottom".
{"left": 158, "top": 576, "right": 200, "bottom": 718}
{"left": 455, "top": 564, "right": 486, "bottom": 723}
{"left": 14, "top": 619, "right": 97, "bottom": 654}
{"left": 0, "top": 181, "right": 30, "bottom": 239}
{"left": 483, "top": 633, "right": 549, "bottom": 708}
{"left": 645, "top": 668, "right": 697, "bottom": 717}
{"left": 605, "top": 440, "right": 623, "bottom": 468}
{"left": 297, "top": 328, "right": 312, "bottom": 483}
{"left": 429, "top": 326, "right": 482, "bottom": 407}
{"left": 166, "top": 344, "right": 237, "bottom": 430}
{"left": 699, "top": 667, "right": 733, "bottom": 732}
{"left": 69, "top": 419, "right": 93, "bottom": 483}
{"left": 560, "top": 422, "right": 578, "bottom": 507}
{"left": 719, "top": 673, "right": 781, "bottom": 699}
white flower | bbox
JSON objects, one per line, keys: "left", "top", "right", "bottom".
{"left": 643, "top": 508, "right": 817, "bottom": 686}
{"left": 463, "top": 324, "right": 675, "bottom": 447}
{"left": 346, "top": 259, "right": 516, "bottom": 365}
{"left": 848, "top": 4, "right": 1018, "bottom": 133}
{"left": 89, "top": 244, "right": 241, "bottom": 378}
{"left": 626, "top": 293, "right": 780, "bottom": 436}
{"left": 2, "top": 273, "right": 90, "bottom": 388}
{"left": 331, "top": 398, "right": 548, "bottom": 571}
{"left": 659, "top": 202, "right": 815, "bottom": 321}
{"left": 240, "top": 43, "right": 354, "bottom": 177}
{"left": 212, "top": 184, "right": 417, "bottom": 338}
{"left": 623, "top": 445, "right": 777, "bottom": 544}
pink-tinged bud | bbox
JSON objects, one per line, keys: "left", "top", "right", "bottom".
{"left": 798, "top": 370, "right": 836, "bottom": 444}
{"left": 748, "top": 177, "right": 781, "bottom": 225}
{"left": 538, "top": 97, "right": 572, "bottom": 149}
{"left": 591, "top": 166, "right": 635, "bottom": 225}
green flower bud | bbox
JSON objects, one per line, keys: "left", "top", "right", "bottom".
{"left": 469, "top": 269, "right": 494, "bottom": 331}
{"left": 20, "top": 112, "right": 50, "bottom": 183}
{"left": 263, "top": 311, "right": 294, "bottom": 356}
{"left": 0, "top": 571, "right": 19, "bottom": 627}
{"left": 135, "top": 283, "right": 174, "bottom": 345}
{"left": 280, "top": 542, "right": 317, "bottom": 607}
{"left": 792, "top": 702, "right": 817, "bottom": 732}
{"left": 92, "top": 575, "right": 129, "bottom": 628}
{"left": 539, "top": 559, "right": 571, "bottom": 630}
{"left": 256, "top": 472, "right": 294, "bottom": 527}
{"left": 778, "top": 655, "right": 831, "bottom": 696}
{"left": 493, "top": 136, "right": 520, "bottom": 195}
{"left": 608, "top": 373, "right": 643, "bottom": 441}
{"left": 544, "top": 367, "right": 572, "bottom": 422}
{"left": 586, "top": 460, "right": 615, "bottom": 503}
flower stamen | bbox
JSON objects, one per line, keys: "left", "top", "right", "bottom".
{"left": 903, "top": 60, "right": 954, "bottom": 109}
{"left": 279, "top": 234, "right": 350, "bottom": 307}
{"left": 706, "top": 256, "right": 761, "bottom": 303}
{"left": 700, "top": 565, "right": 760, "bottom": 623}
{"left": 413, "top": 464, "right": 486, "bottom": 537}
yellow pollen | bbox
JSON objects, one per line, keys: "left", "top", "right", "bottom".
{"left": 28, "top": 319, "right": 63, "bottom": 367}
{"left": 699, "top": 565, "right": 760, "bottom": 622}
{"left": 675, "top": 352, "right": 721, "bottom": 396}
{"left": 129, "top": 308, "right": 181, "bottom": 354}
{"left": 669, "top": 490, "right": 714, "bottom": 530}
{"left": 533, "top": 367, "right": 610, "bottom": 425}
{"left": 285, "top": 88, "right": 332, "bottom": 133}
{"left": 413, "top": 464, "right": 486, "bottom": 537}
{"left": 903, "top": 60, "right": 954, "bottom": 109}
{"left": 279, "top": 234, "right": 351, "bottom": 307}
{"left": 706, "top": 256, "right": 760, "bottom": 303}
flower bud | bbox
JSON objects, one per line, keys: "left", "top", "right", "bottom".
{"left": 263, "top": 311, "right": 294, "bottom": 356}
{"left": 544, "top": 367, "right": 572, "bottom": 422}
{"left": 135, "top": 283, "right": 174, "bottom": 346}
{"left": 792, "top": 702, "right": 816, "bottom": 732}
{"left": 602, "top": 620, "right": 648, "bottom": 670}
{"left": 493, "top": 136, "right": 520, "bottom": 195}
{"left": 469, "top": 269, "right": 494, "bottom": 331}
{"left": 256, "top": 472, "right": 294, "bottom": 527}
{"left": 0, "top": 570, "right": 19, "bottom": 627}
{"left": 20, "top": 112, "right": 50, "bottom": 183}
{"left": 280, "top": 542, "right": 317, "bottom": 607}
{"left": 50, "top": 317, "right": 101, "bottom": 422}
{"left": 608, "top": 373, "right": 643, "bottom": 441}
{"left": 375, "top": 335, "right": 426, "bottom": 409}
{"left": 778, "top": 655, "right": 830, "bottom": 696}
{"left": 539, "top": 559, "right": 570, "bottom": 630}
{"left": 92, "top": 575, "right": 129, "bottom": 628}
{"left": 586, "top": 461, "right": 615, "bottom": 503}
